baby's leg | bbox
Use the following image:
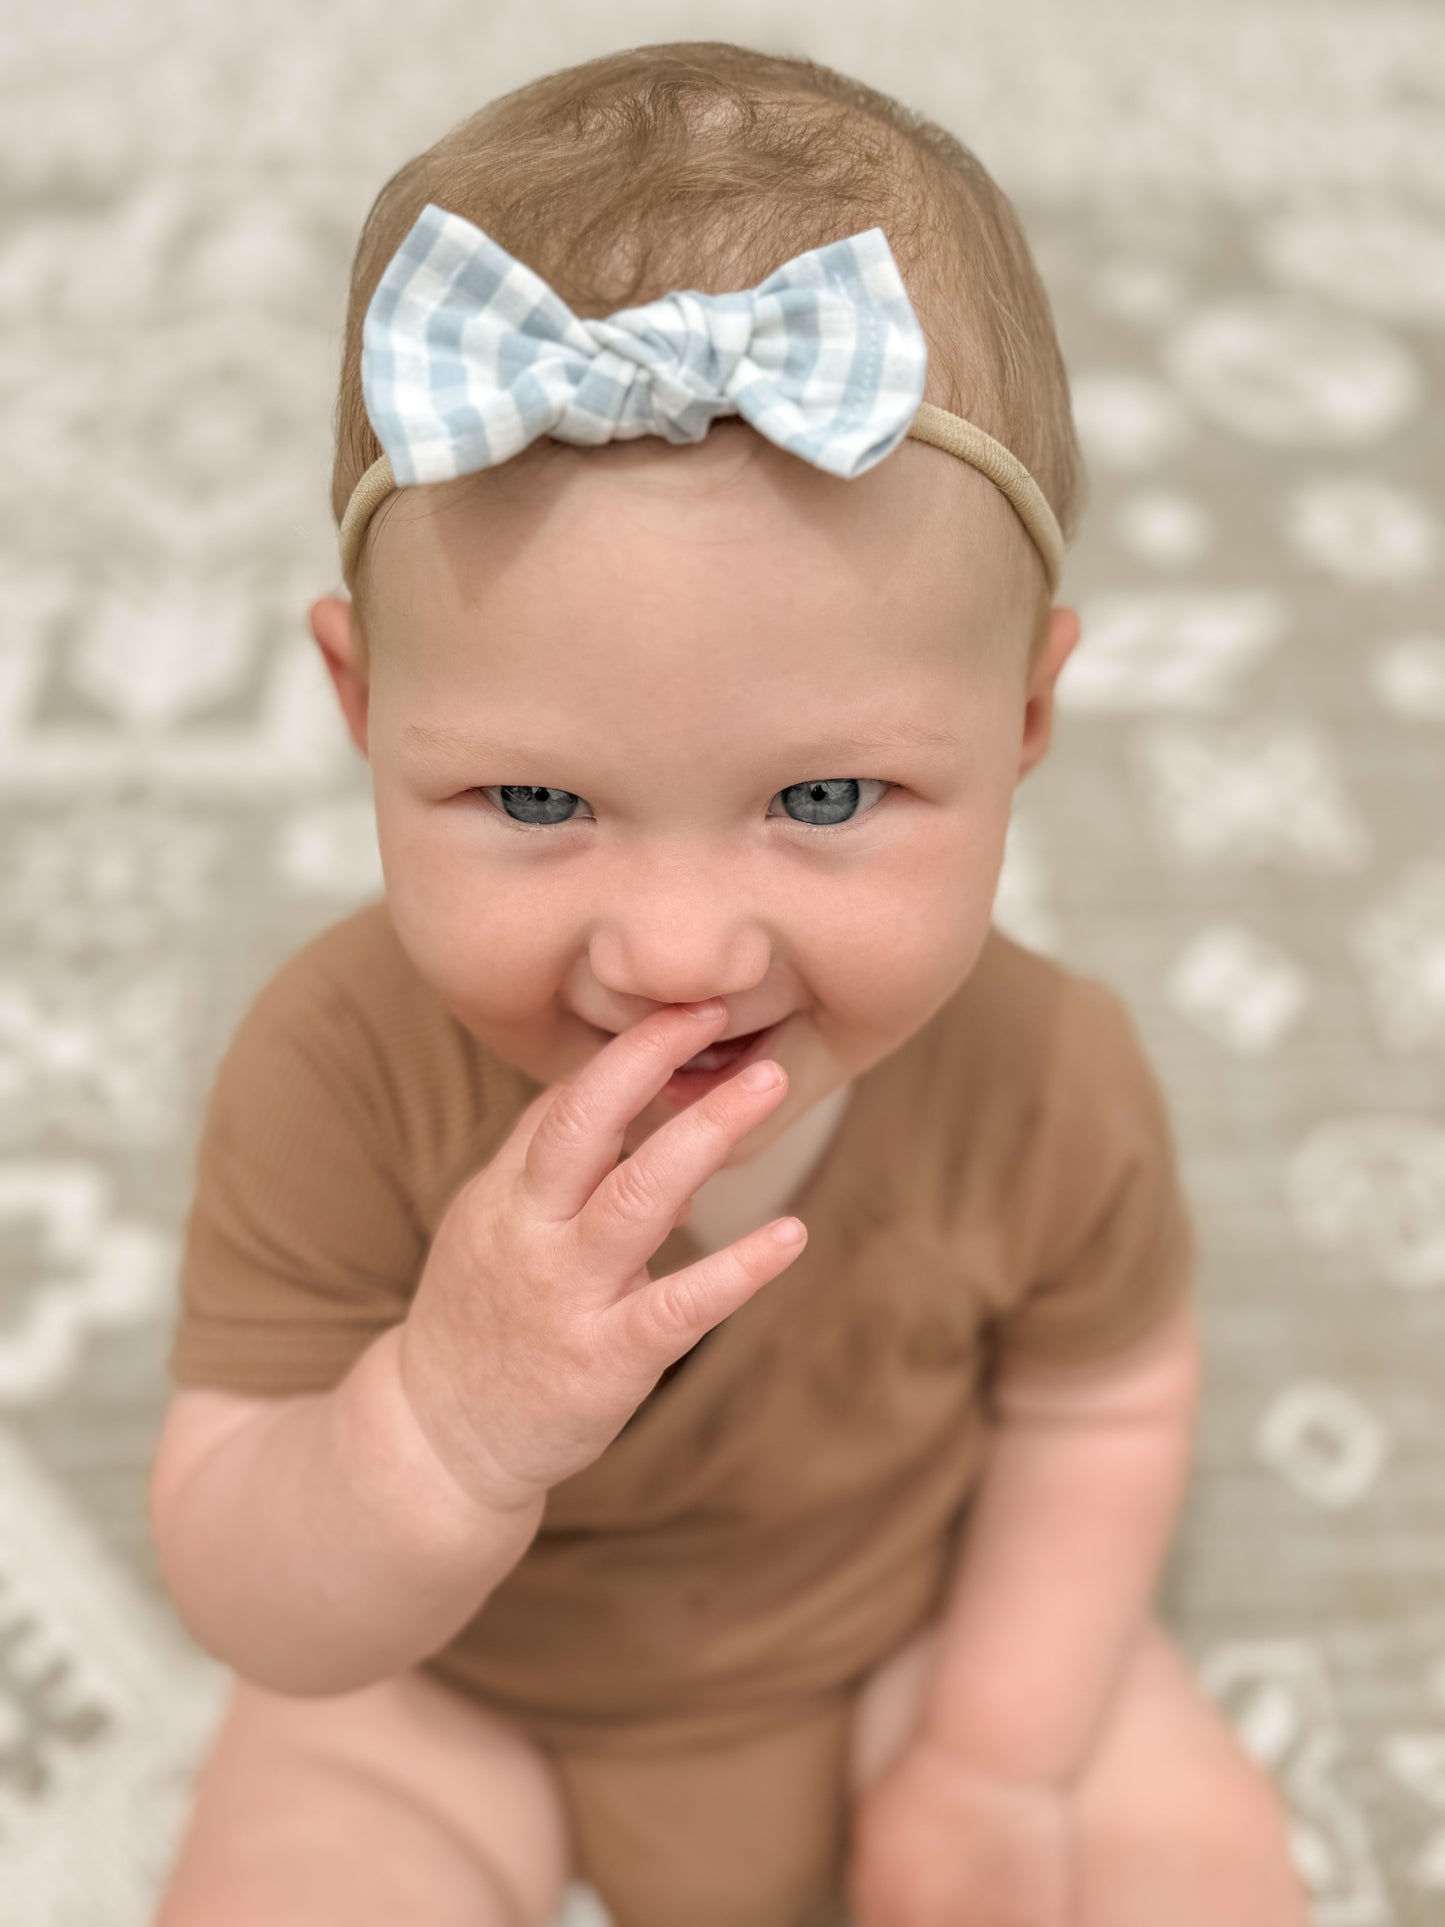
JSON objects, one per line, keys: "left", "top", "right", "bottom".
{"left": 154, "top": 1664, "right": 573, "bottom": 1927}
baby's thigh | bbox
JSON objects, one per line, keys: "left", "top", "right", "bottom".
{"left": 154, "top": 1665, "right": 573, "bottom": 1927}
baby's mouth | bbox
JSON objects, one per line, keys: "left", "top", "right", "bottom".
{"left": 678, "top": 1025, "right": 773, "bottom": 1073}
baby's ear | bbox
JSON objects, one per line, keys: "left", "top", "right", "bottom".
{"left": 1016, "top": 605, "right": 1081, "bottom": 782}
{"left": 307, "top": 596, "right": 369, "bottom": 760}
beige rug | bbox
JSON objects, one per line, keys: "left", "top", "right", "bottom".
{"left": 2, "top": 1, "right": 1443, "bottom": 1921}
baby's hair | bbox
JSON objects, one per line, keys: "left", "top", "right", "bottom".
{"left": 331, "top": 40, "right": 1088, "bottom": 678}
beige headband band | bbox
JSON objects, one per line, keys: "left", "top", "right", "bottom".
{"left": 337, "top": 399, "right": 1064, "bottom": 598}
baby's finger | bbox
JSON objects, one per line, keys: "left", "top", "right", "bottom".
{"left": 580, "top": 1056, "right": 789, "bottom": 1269}
{"left": 519, "top": 1002, "right": 727, "bottom": 1225}
{"left": 615, "top": 1212, "right": 808, "bottom": 1361}
{"left": 476, "top": 1084, "right": 563, "bottom": 1191}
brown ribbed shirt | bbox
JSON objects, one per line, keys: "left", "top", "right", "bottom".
{"left": 167, "top": 898, "right": 1196, "bottom": 1756}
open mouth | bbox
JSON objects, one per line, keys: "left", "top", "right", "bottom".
{"left": 677, "top": 1024, "right": 775, "bottom": 1073}
{"left": 587, "top": 1013, "right": 793, "bottom": 1110}
{"left": 660, "top": 1017, "right": 790, "bottom": 1106}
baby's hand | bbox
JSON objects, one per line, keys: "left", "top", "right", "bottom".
{"left": 847, "top": 1739, "right": 1075, "bottom": 1927}
{"left": 396, "top": 1003, "right": 805, "bottom": 1511}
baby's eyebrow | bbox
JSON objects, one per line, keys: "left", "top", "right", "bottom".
{"left": 399, "top": 717, "right": 964, "bottom": 762}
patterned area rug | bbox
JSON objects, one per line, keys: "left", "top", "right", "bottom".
{"left": 2, "top": 2, "right": 1443, "bottom": 1922}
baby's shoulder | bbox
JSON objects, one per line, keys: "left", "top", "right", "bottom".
{"left": 238, "top": 896, "right": 417, "bottom": 1026}
{"left": 944, "top": 925, "right": 1075, "bottom": 1068}
{"left": 968, "top": 927, "right": 1175, "bottom": 1141}
{"left": 914, "top": 932, "right": 1172, "bottom": 1236}
{"left": 209, "top": 898, "right": 513, "bottom": 1223}
{"left": 939, "top": 926, "right": 1151, "bottom": 1114}
{"left": 230, "top": 897, "right": 472, "bottom": 1081}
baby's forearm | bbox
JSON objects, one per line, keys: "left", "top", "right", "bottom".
{"left": 919, "top": 1397, "right": 1195, "bottom": 1789}
{"left": 152, "top": 1323, "right": 545, "bottom": 1698}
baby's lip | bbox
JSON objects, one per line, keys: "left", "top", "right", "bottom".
{"left": 593, "top": 1013, "right": 788, "bottom": 1045}
{"left": 708, "top": 1020, "right": 784, "bottom": 1045}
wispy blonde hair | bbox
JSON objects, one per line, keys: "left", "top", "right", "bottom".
{"left": 331, "top": 40, "right": 1087, "bottom": 672}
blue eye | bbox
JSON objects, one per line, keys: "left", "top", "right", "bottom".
{"left": 476, "top": 778, "right": 895, "bottom": 836}
{"left": 487, "top": 786, "right": 580, "bottom": 830}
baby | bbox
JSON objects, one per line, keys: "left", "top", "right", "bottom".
{"left": 149, "top": 39, "right": 1308, "bottom": 1927}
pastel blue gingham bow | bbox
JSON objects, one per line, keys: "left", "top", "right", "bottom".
{"left": 339, "top": 203, "right": 1067, "bottom": 595}
{"left": 360, "top": 202, "right": 929, "bottom": 485}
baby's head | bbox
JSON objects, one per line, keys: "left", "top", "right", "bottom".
{"left": 310, "top": 41, "right": 1087, "bottom": 1167}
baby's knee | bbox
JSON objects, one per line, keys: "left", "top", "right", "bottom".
{"left": 1199, "top": 1759, "right": 1307, "bottom": 1923}
{"left": 154, "top": 1672, "right": 569, "bottom": 1927}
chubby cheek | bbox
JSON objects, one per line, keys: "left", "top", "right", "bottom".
{"left": 820, "top": 824, "right": 993, "bottom": 1046}
{"left": 375, "top": 808, "right": 580, "bottom": 1070}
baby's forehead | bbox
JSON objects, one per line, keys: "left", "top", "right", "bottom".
{"left": 406, "top": 427, "right": 1009, "bottom": 572}
{"left": 372, "top": 426, "right": 1030, "bottom": 677}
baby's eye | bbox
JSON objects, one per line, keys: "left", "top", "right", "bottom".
{"left": 769, "top": 778, "right": 893, "bottom": 830}
{"left": 477, "top": 779, "right": 894, "bottom": 834}
{"left": 486, "top": 785, "right": 583, "bottom": 829}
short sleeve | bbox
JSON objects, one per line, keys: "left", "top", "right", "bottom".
{"left": 987, "top": 974, "right": 1197, "bottom": 1371}
{"left": 166, "top": 963, "right": 429, "bottom": 1397}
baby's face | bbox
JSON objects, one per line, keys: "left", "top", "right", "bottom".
{"left": 314, "top": 422, "right": 1077, "bottom": 1169}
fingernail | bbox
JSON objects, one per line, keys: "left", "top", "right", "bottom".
{"left": 684, "top": 999, "right": 725, "bottom": 1021}
{"left": 740, "top": 1061, "right": 782, "bottom": 1091}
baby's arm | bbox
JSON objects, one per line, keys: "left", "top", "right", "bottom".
{"left": 153, "top": 1003, "right": 803, "bottom": 1701}
{"left": 916, "top": 1298, "right": 1200, "bottom": 1787}
{"left": 150, "top": 1323, "right": 546, "bottom": 1698}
